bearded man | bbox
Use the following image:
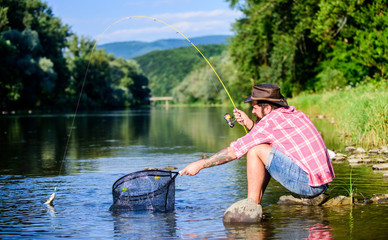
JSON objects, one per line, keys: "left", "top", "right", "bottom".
{"left": 180, "top": 84, "right": 335, "bottom": 205}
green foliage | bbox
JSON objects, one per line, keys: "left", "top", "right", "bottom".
{"left": 311, "top": 0, "right": 388, "bottom": 90}
{"left": 290, "top": 82, "right": 388, "bottom": 147}
{"left": 135, "top": 44, "right": 227, "bottom": 97}
{"left": 172, "top": 51, "right": 238, "bottom": 104}
{"left": 0, "top": 0, "right": 150, "bottom": 111}
{"left": 227, "top": 0, "right": 322, "bottom": 97}
{"left": 0, "top": 0, "right": 71, "bottom": 109}
{"left": 227, "top": 0, "right": 388, "bottom": 95}
{"left": 66, "top": 36, "right": 150, "bottom": 109}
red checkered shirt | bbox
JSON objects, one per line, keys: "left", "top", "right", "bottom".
{"left": 230, "top": 106, "right": 335, "bottom": 186}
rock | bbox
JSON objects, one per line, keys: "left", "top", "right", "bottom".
{"left": 380, "top": 146, "right": 388, "bottom": 154}
{"left": 376, "top": 158, "right": 387, "bottom": 163}
{"left": 348, "top": 158, "right": 363, "bottom": 164}
{"left": 368, "top": 149, "right": 380, "bottom": 156}
{"left": 354, "top": 147, "right": 366, "bottom": 154}
{"left": 277, "top": 195, "right": 303, "bottom": 205}
{"left": 277, "top": 194, "right": 328, "bottom": 206}
{"left": 164, "top": 166, "right": 178, "bottom": 171}
{"left": 372, "top": 163, "right": 388, "bottom": 170}
{"left": 328, "top": 149, "right": 336, "bottom": 160}
{"left": 370, "top": 194, "right": 388, "bottom": 204}
{"left": 383, "top": 173, "right": 388, "bottom": 179}
{"left": 344, "top": 146, "right": 356, "bottom": 153}
{"left": 143, "top": 167, "right": 161, "bottom": 170}
{"left": 223, "top": 198, "right": 263, "bottom": 224}
{"left": 348, "top": 154, "right": 368, "bottom": 159}
{"left": 332, "top": 153, "right": 347, "bottom": 161}
{"left": 323, "top": 196, "right": 352, "bottom": 206}
{"left": 301, "top": 194, "right": 329, "bottom": 206}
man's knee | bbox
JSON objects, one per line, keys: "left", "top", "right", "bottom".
{"left": 247, "top": 144, "right": 272, "bottom": 165}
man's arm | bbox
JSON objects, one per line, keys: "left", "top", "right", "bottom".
{"left": 180, "top": 147, "right": 237, "bottom": 176}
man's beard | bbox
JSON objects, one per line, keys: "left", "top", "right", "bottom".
{"left": 255, "top": 108, "right": 268, "bottom": 123}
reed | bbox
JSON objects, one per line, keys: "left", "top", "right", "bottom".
{"left": 290, "top": 82, "right": 388, "bottom": 148}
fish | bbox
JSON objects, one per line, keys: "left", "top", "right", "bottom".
{"left": 44, "top": 193, "right": 56, "bottom": 205}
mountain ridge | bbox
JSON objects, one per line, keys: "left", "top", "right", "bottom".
{"left": 97, "top": 35, "right": 231, "bottom": 59}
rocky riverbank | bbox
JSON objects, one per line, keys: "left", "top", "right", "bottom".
{"left": 331, "top": 145, "right": 388, "bottom": 179}
{"left": 277, "top": 146, "right": 388, "bottom": 207}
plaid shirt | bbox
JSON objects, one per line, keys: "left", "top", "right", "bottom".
{"left": 230, "top": 106, "right": 335, "bottom": 186}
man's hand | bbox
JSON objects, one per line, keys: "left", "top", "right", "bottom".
{"left": 180, "top": 147, "right": 237, "bottom": 176}
{"left": 233, "top": 108, "right": 254, "bottom": 129}
{"left": 179, "top": 160, "right": 205, "bottom": 176}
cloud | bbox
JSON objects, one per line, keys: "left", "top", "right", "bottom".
{"left": 98, "top": 9, "right": 242, "bottom": 43}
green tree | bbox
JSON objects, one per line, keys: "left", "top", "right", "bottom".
{"left": 66, "top": 35, "right": 150, "bottom": 108}
{"left": 227, "top": 0, "right": 322, "bottom": 97}
{"left": 0, "top": 0, "right": 71, "bottom": 109}
{"left": 172, "top": 50, "right": 239, "bottom": 105}
{"left": 312, "top": 0, "right": 388, "bottom": 87}
{"left": 135, "top": 44, "right": 227, "bottom": 97}
{"left": 227, "top": 0, "right": 387, "bottom": 95}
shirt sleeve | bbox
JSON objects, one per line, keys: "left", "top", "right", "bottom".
{"left": 230, "top": 119, "right": 272, "bottom": 159}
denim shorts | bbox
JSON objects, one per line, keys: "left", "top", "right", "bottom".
{"left": 266, "top": 147, "right": 327, "bottom": 197}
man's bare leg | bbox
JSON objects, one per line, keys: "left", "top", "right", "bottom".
{"left": 246, "top": 144, "right": 272, "bottom": 204}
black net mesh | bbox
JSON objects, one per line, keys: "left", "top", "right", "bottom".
{"left": 109, "top": 170, "right": 179, "bottom": 212}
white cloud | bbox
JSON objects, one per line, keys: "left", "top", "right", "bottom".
{"left": 98, "top": 9, "right": 242, "bottom": 43}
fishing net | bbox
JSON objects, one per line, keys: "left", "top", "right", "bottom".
{"left": 109, "top": 170, "right": 179, "bottom": 212}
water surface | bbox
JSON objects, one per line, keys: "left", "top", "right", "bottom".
{"left": 1, "top": 107, "right": 387, "bottom": 239}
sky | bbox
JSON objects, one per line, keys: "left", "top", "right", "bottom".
{"left": 44, "top": 0, "right": 243, "bottom": 44}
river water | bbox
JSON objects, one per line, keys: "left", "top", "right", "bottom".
{"left": 1, "top": 107, "right": 387, "bottom": 239}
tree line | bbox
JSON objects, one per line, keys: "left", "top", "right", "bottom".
{"left": 0, "top": 0, "right": 150, "bottom": 111}
{"left": 1, "top": 0, "right": 387, "bottom": 111}
{"left": 226, "top": 0, "right": 387, "bottom": 100}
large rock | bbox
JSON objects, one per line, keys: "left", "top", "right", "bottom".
{"left": 277, "top": 194, "right": 328, "bottom": 206}
{"left": 322, "top": 196, "right": 352, "bottom": 206}
{"left": 223, "top": 198, "right": 263, "bottom": 224}
{"left": 277, "top": 195, "right": 303, "bottom": 205}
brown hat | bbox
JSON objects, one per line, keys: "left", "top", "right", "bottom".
{"left": 244, "top": 84, "right": 288, "bottom": 107}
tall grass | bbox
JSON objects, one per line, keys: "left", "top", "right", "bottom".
{"left": 289, "top": 82, "right": 388, "bottom": 148}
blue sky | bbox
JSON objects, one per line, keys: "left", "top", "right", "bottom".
{"left": 44, "top": 0, "right": 243, "bottom": 44}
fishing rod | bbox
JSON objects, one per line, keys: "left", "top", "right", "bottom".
{"left": 45, "top": 16, "right": 246, "bottom": 205}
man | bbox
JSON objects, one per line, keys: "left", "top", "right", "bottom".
{"left": 180, "top": 84, "right": 335, "bottom": 205}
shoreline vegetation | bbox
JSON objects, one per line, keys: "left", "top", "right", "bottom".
{"left": 289, "top": 82, "right": 388, "bottom": 148}
{"left": 3, "top": 82, "right": 386, "bottom": 150}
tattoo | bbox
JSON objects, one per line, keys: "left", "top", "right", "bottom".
{"left": 204, "top": 148, "right": 235, "bottom": 167}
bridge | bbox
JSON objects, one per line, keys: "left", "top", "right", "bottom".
{"left": 149, "top": 96, "right": 173, "bottom": 108}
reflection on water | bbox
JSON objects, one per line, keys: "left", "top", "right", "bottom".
{"left": 112, "top": 211, "right": 178, "bottom": 239}
{"left": 1, "top": 107, "right": 387, "bottom": 239}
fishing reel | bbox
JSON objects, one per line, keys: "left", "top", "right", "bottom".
{"left": 224, "top": 113, "right": 237, "bottom": 128}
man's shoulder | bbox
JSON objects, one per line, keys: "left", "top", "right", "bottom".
{"left": 270, "top": 106, "right": 310, "bottom": 121}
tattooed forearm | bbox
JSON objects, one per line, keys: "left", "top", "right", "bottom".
{"left": 203, "top": 147, "right": 236, "bottom": 167}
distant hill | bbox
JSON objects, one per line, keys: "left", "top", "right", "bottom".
{"left": 134, "top": 44, "right": 227, "bottom": 97}
{"left": 98, "top": 35, "right": 231, "bottom": 59}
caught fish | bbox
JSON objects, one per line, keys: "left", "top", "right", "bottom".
{"left": 44, "top": 193, "right": 56, "bottom": 205}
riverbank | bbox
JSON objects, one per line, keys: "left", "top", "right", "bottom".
{"left": 289, "top": 82, "right": 388, "bottom": 148}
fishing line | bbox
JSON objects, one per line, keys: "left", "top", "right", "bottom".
{"left": 180, "top": 37, "right": 222, "bottom": 99}
{"left": 46, "top": 16, "right": 246, "bottom": 205}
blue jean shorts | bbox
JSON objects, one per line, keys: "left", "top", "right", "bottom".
{"left": 266, "top": 147, "right": 327, "bottom": 197}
